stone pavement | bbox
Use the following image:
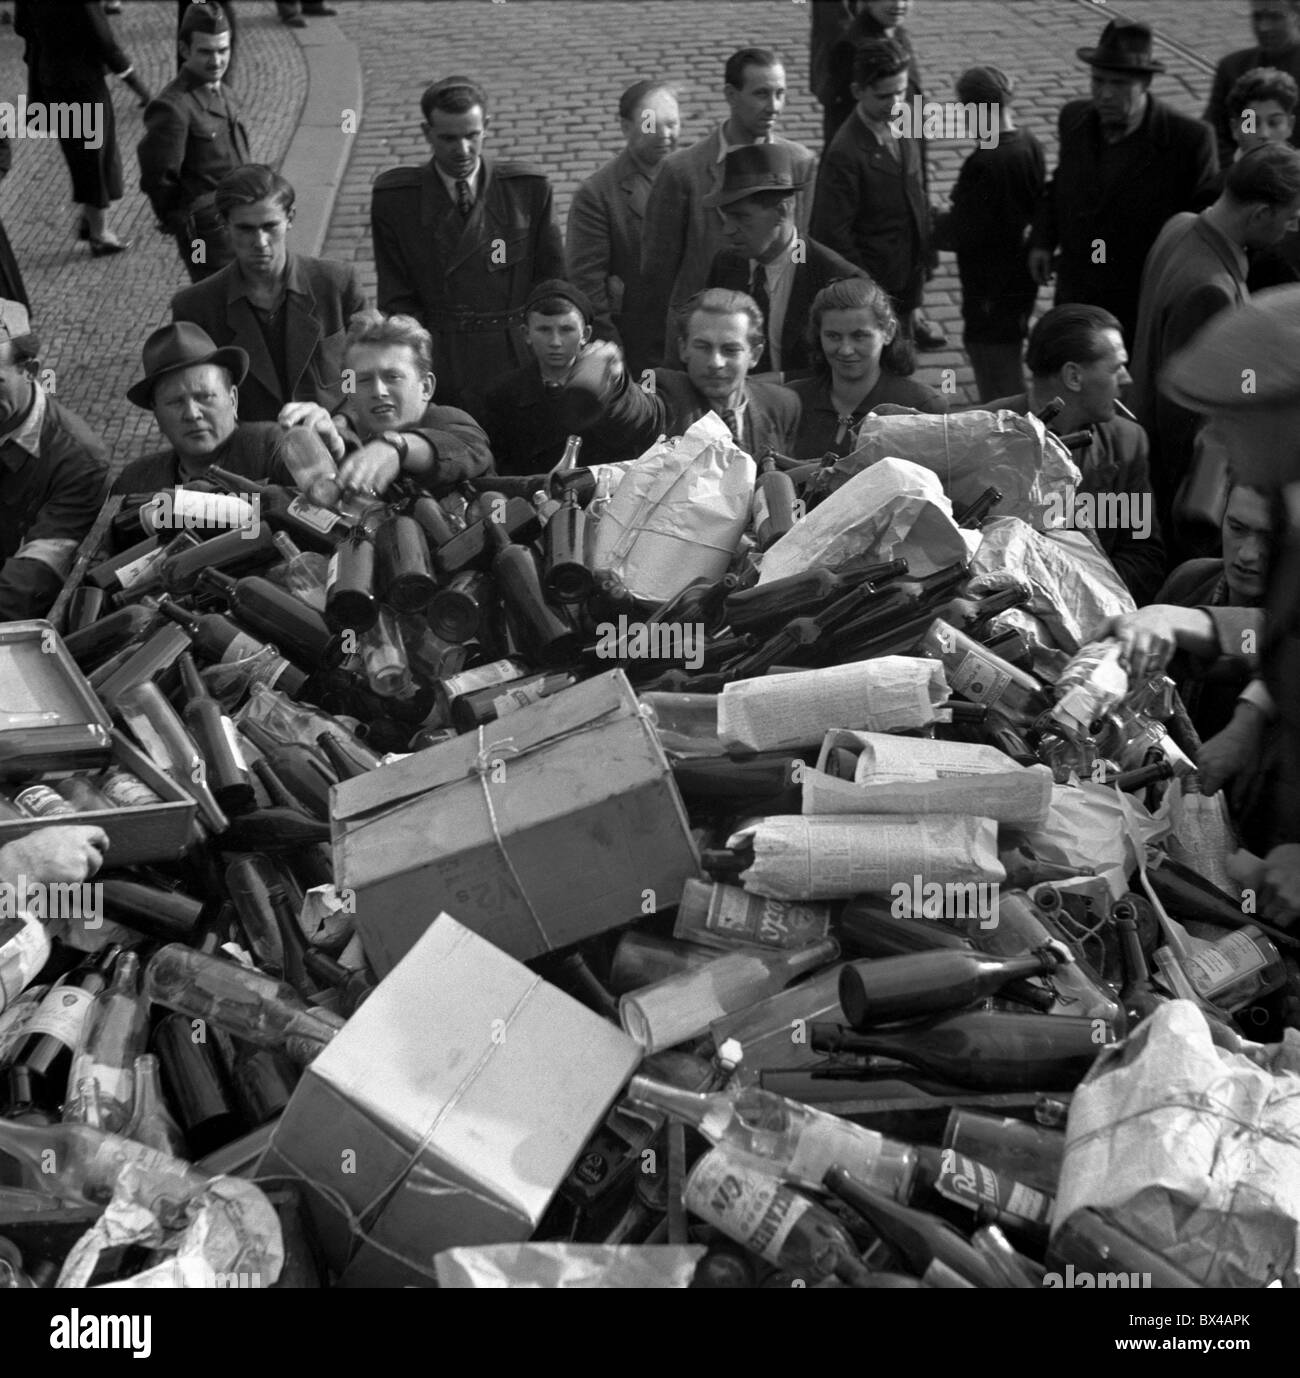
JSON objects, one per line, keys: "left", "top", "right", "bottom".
{"left": 0, "top": 0, "right": 306, "bottom": 469}
{"left": 320, "top": 0, "right": 1252, "bottom": 404}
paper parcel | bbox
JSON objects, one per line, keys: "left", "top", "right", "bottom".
{"left": 257, "top": 913, "right": 643, "bottom": 1287}
{"left": 331, "top": 669, "right": 700, "bottom": 973}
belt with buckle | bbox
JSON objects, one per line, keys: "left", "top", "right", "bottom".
{"left": 433, "top": 308, "right": 525, "bottom": 335}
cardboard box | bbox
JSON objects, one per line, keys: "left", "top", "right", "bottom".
{"left": 257, "top": 914, "right": 642, "bottom": 1287}
{"left": 331, "top": 669, "right": 700, "bottom": 973}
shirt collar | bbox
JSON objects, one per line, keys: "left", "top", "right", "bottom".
{"left": 436, "top": 161, "right": 482, "bottom": 201}
{"left": 1197, "top": 211, "right": 1250, "bottom": 281}
{"left": 717, "top": 124, "right": 773, "bottom": 160}
{"left": 0, "top": 381, "right": 46, "bottom": 465}
{"left": 856, "top": 105, "right": 894, "bottom": 141}
{"left": 226, "top": 251, "right": 306, "bottom": 303}
{"left": 180, "top": 68, "right": 223, "bottom": 96}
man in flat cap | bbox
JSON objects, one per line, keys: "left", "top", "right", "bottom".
{"left": 0, "top": 301, "right": 108, "bottom": 620}
{"left": 371, "top": 75, "right": 565, "bottom": 419}
{"left": 1028, "top": 20, "right": 1219, "bottom": 345}
{"left": 705, "top": 144, "right": 862, "bottom": 378}
{"left": 1114, "top": 287, "right": 1300, "bottom": 924}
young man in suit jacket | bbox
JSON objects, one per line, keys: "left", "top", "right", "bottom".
{"left": 555, "top": 288, "right": 801, "bottom": 461}
{"left": 370, "top": 75, "right": 565, "bottom": 418}
{"left": 1203, "top": 0, "right": 1300, "bottom": 167}
{"left": 812, "top": 40, "right": 931, "bottom": 347}
{"left": 1028, "top": 21, "right": 1220, "bottom": 346}
{"left": 705, "top": 144, "right": 862, "bottom": 379}
{"left": 566, "top": 81, "right": 681, "bottom": 375}
{"left": 639, "top": 48, "right": 816, "bottom": 367}
{"left": 171, "top": 165, "right": 365, "bottom": 424}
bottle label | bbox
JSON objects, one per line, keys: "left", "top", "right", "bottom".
{"left": 936, "top": 1152, "right": 1053, "bottom": 1227}
{"left": 442, "top": 659, "right": 523, "bottom": 699}
{"left": 1186, "top": 930, "right": 1269, "bottom": 996}
{"left": 786, "top": 1115, "right": 885, "bottom": 1191}
{"left": 684, "top": 1152, "right": 812, "bottom": 1265}
{"left": 696, "top": 888, "right": 831, "bottom": 951}
{"left": 219, "top": 633, "right": 265, "bottom": 666}
{"left": 155, "top": 489, "right": 256, "bottom": 531}
{"left": 14, "top": 784, "right": 78, "bottom": 818}
{"left": 949, "top": 651, "right": 1012, "bottom": 706}
{"left": 490, "top": 679, "right": 550, "bottom": 719}
{"left": 68, "top": 1059, "right": 134, "bottom": 1114}
{"left": 23, "top": 984, "right": 95, "bottom": 1048}
{"left": 115, "top": 546, "right": 165, "bottom": 591}
{"left": 325, "top": 552, "right": 341, "bottom": 592}
{"left": 100, "top": 770, "right": 162, "bottom": 808}
{"left": 287, "top": 495, "right": 341, "bottom": 534}
{"left": 0, "top": 984, "right": 48, "bottom": 1058}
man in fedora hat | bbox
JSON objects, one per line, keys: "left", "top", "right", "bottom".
{"left": 705, "top": 143, "right": 861, "bottom": 377}
{"left": 1028, "top": 19, "right": 1218, "bottom": 345}
{"left": 0, "top": 299, "right": 108, "bottom": 620}
{"left": 640, "top": 48, "right": 816, "bottom": 368}
{"left": 113, "top": 321, "right": 297, "bottom": 492}
{"left": 1112, "top": 287, "right": 1300, "bottom": 924}
{"left": 1205, "top": 1, "right": 1300, "bottom": 168}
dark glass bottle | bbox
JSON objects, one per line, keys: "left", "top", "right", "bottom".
{"left": 315, "top": 729, "right": 380, "bottom": 779}
{"left": 433, "top": 497, "right": 542, "bottom": 580}
{"left": 63, "top": 605, "right": 160, "bottom": 673}
{"left": 427, "top": 570, "right": 491, "bottom": 644}
{"left": 153, "top": 1012, "right": 246, "bottom": 1159}
{"left": 324, "top": 526, "right": 379, "bottom": 634}
{"left": 954, "top": 486, "right": 1002, "bottom": 529}
{"left": 205, "top": 467, "right": 351, "bottom": 554}
{"left": 484, "top": 516, "right": 581, "bottom": 667}
{"left": 160, "top": 524, "right": 279, "bottom": 597}
{"left": 543, "top": 488, "right": 593, "bottom": 603}
{"left": 217, "top": 808, "right": 331, "bottom": 851}
{"left": 156, "top": 595, "right": 275, "bottom": 666}
{"left": 756, "top": 453, "right": 798, "bottom": 550}
{"left": 2, "top": 948, "right": 118, "bottom": 1117}
{"left": 99, "top": 877, "right": 204, "bottom": 944}
{"left": 408, "top": 493, "right": 461, "bottom": 551}
{"left": 448, "top": 670, "right": 580, "bottom": 731}
{"left": 646, "top": 573, "right": 739, "bottom": 635}
{"left": 1047, "top": 1209, "right": 1204, "bottom": 1288}
{"left": 210, "top": 1028, "right": 299, "bottom": 1128}
{"left": 247, "top": 759, "right": 333, "bottom": 886}
{"left": 238, "top": 720, "right": 336, "bottom": 822}
{"left": 176, "top": 652, "right": 256, "bottom": 813}
{"left": 199, "top": 568, "right": 333, "bottom": 671}
{"left": 375, "top": 513, "right": 438, "bottom": 614}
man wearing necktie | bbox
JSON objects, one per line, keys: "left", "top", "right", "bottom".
{"left": 705, "top": 143, "right": 862, "bottom": 378}
{"left": 371, "top": 75, "right": 566, "bottom": 417}
{"left": 140, "top": 3, "right": 249, "bottom": 282}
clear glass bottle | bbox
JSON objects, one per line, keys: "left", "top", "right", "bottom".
{"left": 63, "top": 951, "right": 150, "bottom": 1134}
{"left": 1185, "top": 926, "right": 1286, "bottom": 1012}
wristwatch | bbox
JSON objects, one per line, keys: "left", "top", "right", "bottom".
{"left": 380, "top": 430, "right": 410, "bottom": 471}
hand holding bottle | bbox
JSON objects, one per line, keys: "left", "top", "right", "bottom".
{"left": 276, "top": 401, "right": 348, "bottom": 463}
{"left": 0, "top": 826, "right": 109, "bottom": 886}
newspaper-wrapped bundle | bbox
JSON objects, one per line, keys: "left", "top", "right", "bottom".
{"left": 759, "top": 457, "right": 967, "bottom": 583}
{"left": 1054, "top": 1000, "right": 1300, "bottom": 1287}
{"left": 589, "top": 410, "right": 755, "bottom": 603}
{"left": 718, "top": 657, "right": 949, "bottom": 753}
{"left": 728, "top": 814, "right": 1005, "bottom": 900}
{"left": 972, "top": 517, "right": 1135, "bottom": 653}
{"left": 825, "top": 409, "right": 1080, "bottom": 531}
{"left": 802, "top": 730, "right": 1054, "bottom": 827}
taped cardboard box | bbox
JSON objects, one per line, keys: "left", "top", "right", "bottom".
{"left": 257, "top": 914, "right": 642, "bottom": 1287}
{"left": 331, "top": 669, "right": 700, "bottom": 973}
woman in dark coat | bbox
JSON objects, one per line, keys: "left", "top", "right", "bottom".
{"left": 0, "top": 139, "right": 29, "bottom": 308}
{"left": 14, "top": 0, "right": 138, "bottom": 254}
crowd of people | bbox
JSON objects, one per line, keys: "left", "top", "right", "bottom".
{"left": 2, "top": 0, "right": 1300, "bottom": 918}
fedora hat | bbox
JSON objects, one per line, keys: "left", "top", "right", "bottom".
{"left": 1077, "top": 21, "right": 1165, "bottom": 75}
{"left": 703, "top": 144, "right": 809, "bottom": 210}
{"left": 127, "top": 322, "right": 249, "bottom": 409}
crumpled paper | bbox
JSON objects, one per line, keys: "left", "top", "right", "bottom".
{"left": 821, "top": 409, "right": 1080, "bottom": 531}
{"left": 971, "top": 517, "right": 1135, "bottom": 652}
{"left": 589, "top": 411, "right": 755, "bottom": 603}
{"left": 1055, "top": 1000, "right": 1300, "bottom": 1287}
{"left": 759, "top": 457, "right": 966, "bottom": 583}
{"left": 433, "top": 1243, "right": 705, "bottom": 1288}
{"left": 58, "top": 1170, "right": 284, "bottom": 1289}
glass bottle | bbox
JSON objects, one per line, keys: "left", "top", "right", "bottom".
{"left": 238, "top": 718, "right": 335, "bottom": 821}
{"left": 755, "top": 452, "right": 798, "bottom": 550}
{"left": 357, "top": 607, "right": 416, "bottom": 698}
{"left": 324, "top": 526, "right": 379, "bottom": 634}
{"left": 427, "top": 570, "right": 492, "bottom": 644}
{"left": 672, "top": 880, "right": 832, "bottom": 953}
{"left": 375, "top": 512, "right": 438, "bottom": 614}
{"left": 917, "top": 619, "right": 1054, "bottom": 728}
{"left": 153, "top": 1013, "right": 246, "bottom": 1159}
{"left": 198, "top": 567, "right": 333, "bottom": 671}
{"left": 269, "top": 531, "right": 328, "bottom": 613}
{"left": 281, "top": 424, "right": 342, "bottom": 509}
{"left": 543, "top": 487, "right": 592, "bottom": 603}
{"left": 159, "top": 524, "right": 279, "bottom": 597}
{"left": 1184, "top": 926, "right": 1286, "bottom": 1012}
{"left": 63, "top": 950, "right": 150, "bottom": 1133}
{"left": 177, "top": 651, "right": 256, "bottom": 814}
{"left": 0, "top": 913, "right": 51, "bottom": 1018}
{"left": 484, "top": 515, "right": 581, "bottom": 667}
{"left": 52, "top": 775, "right": 115, "bottom": 813}
{"left": 122, "top": 1053, "right": 187, "bottom": 1159}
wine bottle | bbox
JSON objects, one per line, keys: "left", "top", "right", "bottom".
{"left": 408, "top": 493, "right": 460, "bottom": 551}
{"left": 2, "top": 948, "right": 118, "bottom": 1116}
{"left": 87, "top": 531, "right": 194, "bottom": 596}
{"left": 176, "top": 652, "right": 256, "bottom": 813}
{"left": 629, "top": 1075, "right": 916, "bottom": 1199}
{"left": 607, "top": 930, "right": 718, "bottom": 995}
{"left": 122, "top": 1053, "right": 186, "bottom": 1158}
{"left": 448, "top": 670, "right": 580, "bottom": 731}
{"left": 543, "top": 487, "right": 592, "bottom": 603}
{"left": 217, "top": 808, "right": 331, "bottom": 852}
{"left": 52, "top": 775, "right": 115, "bottom": 813}
{"left": 198, "top": 568, "right": 332, "bottom": 671}
{"left": 433, "top": 497, "right": 542, "bottom": 581}
{"left": 324, "top": 526, "right": 379, "bottom": 634}
{"left": 160, "top": 523, "right": 279, "bottom": 597}
{"left": 153, "top": 1013, "right": 246, "bottom": 1158}
{"left": 206, "top": 466, "right": 350, "bottom": 554}
{"left": 646, "top": 573, "right": 739, "bottom": 636}
{"left": 209, "top": 1028, "right": 298, "bottom": 1129}
{"left": 1185, "top": 926, "right": 1286, "bottom": 1012}
{"left": 723, "top": 567, "right": 849, "bottom": 634}
{"left": 755, "top": 453, "right": 798, "bottom": 550}
{"left": 673, "top": 880, "right": 831, "bottom": 953}
{"left": 143, "top": 945, "right": 345, "bottom": 1064}
{"left": 0, "top": 1117, "right": 210, "bottom": 1224}
{"left": 954, "top": 486, "right": 1002, "bottom": 529}
{"left": 671, "top": 753, "right": 802, "bottom": 805}
{"left": 684, "top": 1145, "right": 874, "bottom": 1286}
{"left": 837, "top": 947, "right": 1064, "bottom": 1031}
{"left": 269, "top": 531, "right": 328, "bottom": 613}
{"left": 66, "top": 584, "right": 106, "bottom": 633}
{"left": 426, "top": 570, "right": 491, "bottom": 645}
{"left": 63, "top": 951, "right": 149, "bottom": 1133}
{"left": 237, "top": 720, "right": 335, "bottom": 821}
{"left": 585, "top": 568, "right": 642, "bottom": 628}
{"left": 224, "top": 854, "right": 292, "bottom": 981}
{"left": 375, "top": 513, "right": 438, "bottom": 614}
{"left": 619, "top": 938, "right": 839, "bottom": 1053}
{"left": 99, "top": 878, "right": 203, "bottom": 944}
{"left": 823, "top": 1164, "right": 1004, "bottom": 1288}
{"left": 97, "top": 767, "right": 165, "bottom": 809}
{"left": 63, "top": 605, "right": 161, "bottom": 673}
{"left": 357, "top": 607, "right": 417, "bottom": 698}
{"left": 942, "top": 1108, "right": 1065, "bottom": 1198}
{"left": 810, "top": 1010, "right": 1113, "bottom": 1092}
{"left": 917, "top": 620, "right": 1053, "bottom": 728}
{"left": 281, "top": 424, "right": 342, "bottom": 509}
{"left": 484, "top": 515, "right": 581, "bottom": 667}
{"left": 732, "top": 578, "right": 906, "bottom": 677}
{"left": 315, "top": 729, "right": 380, "bottom": 780}
{"left": 156, "top": 595, "right": 272, "bottom": 665}
{"left": 1047, "top": 1209, "right": 1203, "bottom": 1288}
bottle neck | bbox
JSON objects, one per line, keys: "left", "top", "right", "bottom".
{"left": 625, "top": 1075, "right": 711, "bottom": 1130}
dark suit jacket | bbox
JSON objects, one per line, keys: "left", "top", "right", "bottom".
{"left": 576, "top": 369, "right": 801, "bottom": 462}
{"left": 370, "top": 155, "right": 565, "bottom": 413}
{"left": 639, "top": 127, "right": 817, "bottom": 365}
{"left": 1128, "top": 212, "right": 1248, "bottom": 515}
{"left": 15, "top": 0, "right": 130, "bottom": 93}
{"left": 111, "top": 422, "right": 292, "bottom": 494}
{"left": 811, "top": 112, "right": 928, "bottom": 314}
{"left": 480, "top": 362, "right": 624, "bottom": 477}
{"left": 1030, "top": 98, "right": 1219, "bottom": 342}
{"left": 138, "top": 68, "right": 251, "bottom": 231}
{"left": 171, "top": 252, "right": 367, "bottom": 423}
{"left": 820, "top": 10, "right": 924, "bottom": 152}
{"left": 705, "top": 235, "right": 863, "bottom": 377}
{"left": 985, "top": 391, "right": 1167, "bottom": 605}
{"left": 1204, "top": 42, "right": 1300, "bottom": 168}
{"left": 566, "top": 148, "right": 657, "bottom": 369}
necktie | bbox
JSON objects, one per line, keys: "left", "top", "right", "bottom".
{"left": 455, "top": 178, "right": 472, "bottom": 218}
{"left": 749, "top": 263, "right": 772, "bottom": 373}
{"left": 720, "top": 408, "right": 741, "bottom": 444}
